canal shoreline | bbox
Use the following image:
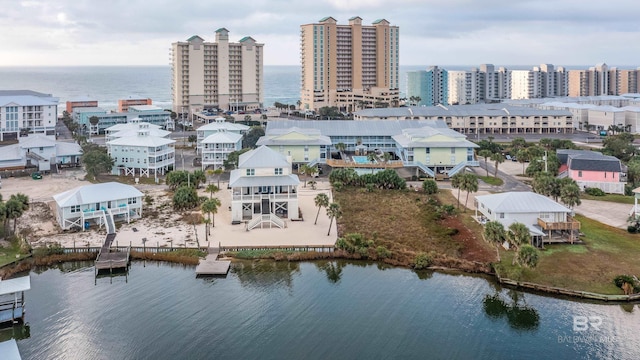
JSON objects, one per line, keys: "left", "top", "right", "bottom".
{"left": 3, "top": 245, "right": 638, "bottom": 304}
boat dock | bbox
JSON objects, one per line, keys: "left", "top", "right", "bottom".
{"left": 95, "top": 233, "right": 130, "bottom": 273}
{"left": 0, "top": 275, "right": 30, "bottom": 326}
{"left": 195, "top": 248, "right": 231, "bottom": 276}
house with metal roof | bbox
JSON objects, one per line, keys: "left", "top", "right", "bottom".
{"left": 106, "top": 127, "right": 176, "bottom": 178}
{"left": 353, "top": 104, "right": 574, "bottom": 135}
{"left": 201, "top": 131, "right": 243, "bottom": 170}
{"left": 196, "top": 118, "right": 249, "bottom": 154}
{"left": 0, "top": 90, "right": 58, "bottom": 141}
{"left": 53, "top": 182, "right": 143, "bottom": 231}
{"left": 262, "top": 119, "right": 478, "bottom": 177}
{"left": 105, "top": 122, "right": 170, "bottom": 142}
{"left": 557, "top": 149, "right": 625, "bottom": 194}
{"left": 229, "top": 146, "right": 300, "bottom": 229}
{"left": 475, "top": 191, "right": 580, "bottom": 246}
{"left": 0, "top": 135, "right": 82, "bottom": 171}
{"left": 256, "top": 127, "right": 332, "bottom": 164}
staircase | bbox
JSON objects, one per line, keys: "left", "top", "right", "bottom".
{"left": 447, "top": 161, "right": 468, "bottom": 177}
{"left": 26, "top": 151, "right": 47, "bottom": 161}
{"left": 104, "top": 213, "right": 116, "bottom": 235}
{"left": 247, "top": 214, "right": 286, "bottom": 230}
{"left": 414, "top": 161, "right": 435, "bottom": 177}
{"left": 557, "top": 170, "right": 568, "bottom": 179}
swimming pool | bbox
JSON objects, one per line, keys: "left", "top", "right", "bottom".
{"left": 352, "top": 156, "right": 375, "bottom": 164}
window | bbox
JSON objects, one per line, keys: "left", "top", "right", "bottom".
{"left": 578, "top": 171, "right": 582, "bottom": 177}
{"left": 246, "top": 168, "right": 255, "bottom": 176}
{"left": 499, "top": 213, "right": 504, "bottom": 219}
{"left": 128, "top": 197, "right": 137, "bottom": 204}
{"left": 451, "top": 147, "right": 456, "bottom": 154}
{"left": 275, "top": 168, "right": 283, "bottom": 175}
{"left": 425, "top": 148, "right": 430, "bottom": 154}
{"left": 70, "top": 205, "right": 80, "bottom": 213}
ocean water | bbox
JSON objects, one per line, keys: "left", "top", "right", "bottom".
{"left": 0, "top": 65, "right": 428, "bottom": 113}
{"left": 0, "top": 64, "right": 601, "bottom": 114}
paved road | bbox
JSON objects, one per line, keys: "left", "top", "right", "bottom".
{"left": 55, "top": 119, "right": 73, "bottom": 140}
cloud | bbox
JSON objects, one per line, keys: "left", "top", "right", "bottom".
{"left": 0, "top": 0, "right": 638, "bottom": 66}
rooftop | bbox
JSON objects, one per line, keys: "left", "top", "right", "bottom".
{"left": 266, "top": 119, "right": 450, "bottom": 137}
{"left": 476, "top": 191, "right": 572, "bottom": 213}
{"left": 53, "top": 182, "right": 144, "bottom": 208}
{"left": 355, "top": 104, "right": 572, "bottom": 118}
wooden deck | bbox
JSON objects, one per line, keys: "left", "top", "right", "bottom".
{"left": 95, "top": 233, "right": 130, "bottom": 271}
{"left": 326, "top": 159, "right": 404, "bottom": 168}
{"left": 195, "top": 248, "right": 231, "bottom": 276}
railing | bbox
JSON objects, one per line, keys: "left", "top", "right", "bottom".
{"left": 537, "top": 216, "right": 581, "bottom": 231}
{"left": 232, "top": 193, "right": 297, "bottom": 201}
{"left": 326, "top": 159, "right": 404, "bottom": 168}
{"left": 412, "top": 161, "right": 435, "bottom": 177}
{"left": 247, "top": 213, "right": 285, "bottom": 230}
{"left": 446, "top": 161, "right": 468, "bottom": 177}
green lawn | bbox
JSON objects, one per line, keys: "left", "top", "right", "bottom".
{"left": 495, "top": 215, "right": 640, "bottom": 294}
{"left": 0, "top": 243, "right": 23, "bottom": 268}
{"left": 580, "top": 193, "right": 635, "bottom": 204}
{"left": 478, "top": 176, "right": 504, "bottom": 186}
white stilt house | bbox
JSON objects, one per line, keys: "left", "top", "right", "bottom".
{"left": 53, "top": 182, "right": 143, "bottom": 232}
{"left": 229, "top": 146, "right": 300, "bottom": 230}
{"left": 107, "top": 125, "right": 176, "bottom": 178}
{"left": 0, "top": 275, "right": 30, "bottom": 326}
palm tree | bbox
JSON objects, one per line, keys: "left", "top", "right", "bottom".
{"left": 451, "top": 173, "right": 464, "bottom": 209}
{"left": 5, "top": 198, "right": 24, "bottom": 235}
{"left": 478, "top": 149, "right": 493, "bottom": 177}
{"left": 213, "top": 168, "right": 224, "bottom": 188}
{"left": 314, "top": 193, "right": 330, "bottom": 225}
{"left": 366, "top": 152, "right": 377, "bottom": 174}
{"left": 383, "top": 152, "right": 392, "bottom": 164}
{"left": 560, "top": 183, "right": 581, "bottom": 209}
{"left": 205, "top": 184, "right": 220, "bottom": 199}
{"left": 484, "top": 220, "right": 506, "bottom": 262}
{"left": 299, "top": 164, "right": 310, "bottom": 188}
{"left": 335, "top": 142, "right": 347, "bottom": 157}
{"left": 517, "top": 245, "right": 540, "bottom": 268}
{"left": 507, "top": 222, "right": 531, "bottom": 265}
{"left": 516, "top": 148, "right": 530, "bottom": 175}
{"left": 326, "top": 202, "right": 342, "bottom": 236}
{"left": 461, "top": 173, "right": 479, "bottom": 212}
{"left": 202, "top": 198, "right": 221, "bottom": 228}
{"left": 490, "top": 152, "right": 504, "bottom": 178}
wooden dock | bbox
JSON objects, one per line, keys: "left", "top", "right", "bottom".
{"left": 195, "top": 248, "right": 231, "bottom": 276}
{"left": 95, "top": 233, "right": 130, "bottom": 272}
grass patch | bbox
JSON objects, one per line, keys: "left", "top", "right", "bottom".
{"left": 494, "top": 214, "right": 640, "bottom": 294}
{"left": 333, "top": 187, "right": 495, "bottom": 269}
{"left": 478, "top": 176, "right": 504, "bottom": 186}
{"left": 229, "top": 249, "right": 295, "bottom": 259}
{"left": 130, "top": 249, "right": 206, "bottom": 265}
{"left": 580, "top": 193, "right": 635, "bottom": 204}
{"left": 0, "top": 245, "right": 22, "bottom": 268}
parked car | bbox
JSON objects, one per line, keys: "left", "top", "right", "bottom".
{"left": 31, "top": 172, "right": 43, "bottom": 180}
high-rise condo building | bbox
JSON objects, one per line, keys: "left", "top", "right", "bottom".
{"left": 171, "top": 28, "right": 264, "bottom": 119}
{"left": 568, "top": 63, "right": 610, "bottom": 97}
{"left": 608, "top": 67, "right": 639, "bottom": 95}
{"left": 406, "top": 66, "right": 448, "bottom": 106}
{"left": 300, "top": 16, "right": 399, "bottom": 112}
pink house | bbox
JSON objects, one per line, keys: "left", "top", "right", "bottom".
{"left": 557, "top": 150, "right": 625, "bottom": 194}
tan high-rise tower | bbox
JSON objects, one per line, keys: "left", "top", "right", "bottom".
{"left": 171, "top": 28, "right": 264, "bottom": 119}
{"left": 300, "top": 16, "right": 399, "bottom": 112}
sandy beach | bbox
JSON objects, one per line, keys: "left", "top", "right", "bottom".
{"left": 1, "top": 169, "right": 337, "bottom": 249}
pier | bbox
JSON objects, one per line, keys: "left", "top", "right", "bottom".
{"left": 195, "top": 248, "right": 231, "bottom": 276}
{"left": 95, "top": 233, "right": 130, "bottom": 274}
{"left": 0, "top": 275, "right": 30, "bottom": 326}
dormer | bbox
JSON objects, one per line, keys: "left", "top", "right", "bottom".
{"left": 348, "top": 16, "right": 362, "bottom": 25}
{"left": 215, "top": 28, "right": 229, "bottom": 42}
{"left": 318, "top": 16, "right": 337, "bottom": 24}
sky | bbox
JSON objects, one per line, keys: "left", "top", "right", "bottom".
{"left": 1, "top": 0, "right": 639, "bottom": 67}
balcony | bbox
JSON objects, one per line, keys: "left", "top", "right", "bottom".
{"left": 537, "top": 215, "right": 580, "bottom": 231}
{"left": 232, "top": 193, "right": 297, "bottom": 201}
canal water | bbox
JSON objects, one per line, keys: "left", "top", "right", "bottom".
{"left": 8, "top": 260, "right": 640, "bottom": 359}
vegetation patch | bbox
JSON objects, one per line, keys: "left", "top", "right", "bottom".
{"left": 478, "top": 176, "right": 504, "bottom": 186}
{"left": 581, "top": 193, "right": 634, "bottom": 204}
{"left": 333, "top": 186, "right": 495, "bottom": 271}
{"left": 494, "top": 215, "right": 640, "bottom": 294}
{"left": 130, "top": 249, "right": 206, "bottom": 265}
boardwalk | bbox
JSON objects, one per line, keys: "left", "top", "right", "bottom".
{"left": 195, "top": 248, "right": 231, "bottom": 276}
{"left": 95, "top": 233, "right": 130, "bottom": 271}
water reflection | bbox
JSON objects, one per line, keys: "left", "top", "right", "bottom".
{"left": 0, "top": 324, "right": 30, "bottom": 342}
{"left": 483, "top": 290, "right": 540, "bottom": 331}
{"left": 231, "top": 260, "right": 300, "bottom": 290}
{"left": 315, "top": 261, "right": 345, "bottom": 283}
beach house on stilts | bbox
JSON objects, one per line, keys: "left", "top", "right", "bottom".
{"left": 229, "top": 145, "right": 300, "bottom": 229}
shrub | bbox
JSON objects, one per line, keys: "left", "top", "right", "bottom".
{"left": 414, "top": 252, "right": 432, "bottom": 270}
{"left": 376, "top": 246, "right": 392, "bottom": 259}
{"left": 613, "top": 274, "right": 640, "bottom": 293}
{"left": 33, "top": 243, "right": 64, "bottom": 257}
{"left": 584, "top": 187, "right": 605, "bottom": 196}
{"left": 628, "top": 225, "right": 638, "bottom": 234}
{"left": 422, "top": 179, "right": 438, "bottom": 194}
